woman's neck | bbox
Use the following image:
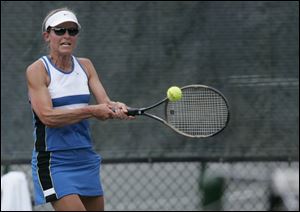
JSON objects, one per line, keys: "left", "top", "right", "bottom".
{"left": 49, "top": 53, "right": 73, "bottom": 71}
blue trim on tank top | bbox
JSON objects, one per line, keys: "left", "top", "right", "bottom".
{"left": 46, "top": 55, "right": 75, "bottom": 74}
{"left": 52, "top": 94, "right": 90, "bottom": 107}
{"left": 73, "top": 57, "right": 89, "bottom": 79}
{"left": 41, "top": 57, "right": 51, "bottom": 82}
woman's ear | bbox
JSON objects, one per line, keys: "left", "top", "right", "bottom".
{"left": 43, "top": 31, "right": 50, "bottom": 43}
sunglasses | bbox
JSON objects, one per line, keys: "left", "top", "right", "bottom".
{"left": 48, "top": 27, "right": 79, "bottom": 36}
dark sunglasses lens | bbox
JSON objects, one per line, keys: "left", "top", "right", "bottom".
{"left": 53, "top": 28, "right": 66, "bottom": 36}
{"left": 68, "top": 28, "right": 79, "bottom": 36}
{"left": 52, "top": 28, "right": 79, "bottom": 36}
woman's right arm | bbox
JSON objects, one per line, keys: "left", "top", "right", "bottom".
{"left": 26, "top": 60, "right": 114, "bottom": 128}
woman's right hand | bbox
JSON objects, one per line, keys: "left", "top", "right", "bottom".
{"left": 91, "top": 104, "right": 115, "bottom": 120}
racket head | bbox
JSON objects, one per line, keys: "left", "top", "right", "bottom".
{"left": 165, "top": 85, "right": 230, "bottom": 138}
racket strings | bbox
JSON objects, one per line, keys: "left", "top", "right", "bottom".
{"left": 166, "top": 87, "right": 228, "bottom": 137}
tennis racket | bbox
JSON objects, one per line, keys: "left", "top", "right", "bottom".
{"left": 127, "top": 84, "right": 230, "bottom": 138}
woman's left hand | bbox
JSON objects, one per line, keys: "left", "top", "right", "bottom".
{"left": 109, "top": 101, "right": 134, "bottom": 120}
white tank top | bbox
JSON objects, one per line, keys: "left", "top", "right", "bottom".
{"left": 40, "top": 55, "right": 90, "bottom": 109}
{"left": 32, "top": 55, "right": 92, "bottom": 151}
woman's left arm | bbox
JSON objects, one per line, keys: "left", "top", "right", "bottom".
{"left": 78, "top": 58, "right": 130, "bottom": 118}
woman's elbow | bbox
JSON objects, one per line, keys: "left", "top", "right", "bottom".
{"left": 38, "top": 112, "right": 59, "bottom": 128}
{"left": 40, "top": 117, "right": 57, "bottom": 128}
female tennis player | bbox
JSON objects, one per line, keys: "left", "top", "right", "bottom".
{"left": 26, "top": 7, "right": 131, "bottom": 211}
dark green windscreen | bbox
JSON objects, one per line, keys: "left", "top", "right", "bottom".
{"left": 1, "top": 1, "right": 298, "bottom": 161}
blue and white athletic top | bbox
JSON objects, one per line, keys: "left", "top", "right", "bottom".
{"left": 32, "top": 55, "right": 92, "bottom": 151}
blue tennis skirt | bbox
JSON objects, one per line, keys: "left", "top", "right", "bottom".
{"left": 31, "top": 147, "right": 104, "bottom": 205}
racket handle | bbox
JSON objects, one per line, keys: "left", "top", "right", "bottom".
{"left": 127, "top": 107, "right": 143, "bottom": 116}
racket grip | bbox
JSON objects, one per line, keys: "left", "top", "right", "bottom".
{"left": 127, "top": 107, "right": 142, "bottom": 116}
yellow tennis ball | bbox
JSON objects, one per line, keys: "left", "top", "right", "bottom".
{"left": 167, "top": 86, "right": 182, "bottom": 101}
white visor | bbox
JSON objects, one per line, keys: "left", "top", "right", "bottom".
{"left": 45, "top": 10, "right": 81, "bottom": 31}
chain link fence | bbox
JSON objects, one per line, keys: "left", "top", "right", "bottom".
{"left": 1, "top": 160, "right": 298, "bottom": 211}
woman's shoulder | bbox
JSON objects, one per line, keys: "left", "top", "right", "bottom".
{"left": 26, "top": 57, "right": 50, "bottom": 85}
{"left": 76, "top": 57, "right": 93, "bottom": 65}
{"left": 26, "top": 58, "right": 45, "bottom": 73}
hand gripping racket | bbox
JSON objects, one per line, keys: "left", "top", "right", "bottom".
{"left": 127, "top": 85, "right": 230, "bottom": 138}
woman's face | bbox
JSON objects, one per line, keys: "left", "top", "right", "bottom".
{"left": 44, "top": 22, "right": 79, "bottom": 56}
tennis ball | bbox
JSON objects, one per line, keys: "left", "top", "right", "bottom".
{"left": 167, "top": 86, "right": 182, "bottom": 101}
